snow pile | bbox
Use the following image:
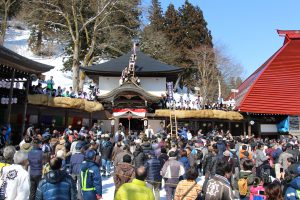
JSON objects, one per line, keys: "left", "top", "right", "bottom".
{"left": 3, "top": 26, "right": 73, "bottom": 89}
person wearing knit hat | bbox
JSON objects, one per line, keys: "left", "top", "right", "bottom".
{"left": 21, "top": 143, "right": 32, "bottom": 153}
{"left": 80, "top": 149, "right": 102, "bottom": 199}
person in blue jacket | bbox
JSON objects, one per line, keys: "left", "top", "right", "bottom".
{"left": 80, "top": 149, "right": 102, "bottom": 200}
{"left": 179, "top": 150, "right": 190, "bottom": 172}
{"left": 285, "top": 165, "right": 300, "bottom": 200}
{"left": 36, "top": 157, "right": 77, "bottom": 200}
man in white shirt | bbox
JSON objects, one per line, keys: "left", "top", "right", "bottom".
{"left": 145, "top": 125, "right": 154, "bottom": 139}
{"left": 115, "top": 129, "right": 125, "bottom": 143}
{"left": 1, "top": 151, "right": 30, "bottom": 200}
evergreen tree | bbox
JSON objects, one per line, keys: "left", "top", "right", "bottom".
{"left": 164, "top": 4, "right": 181, "bottom": 47}
{"left": 148, "top": 0, "right": 164, "bottom": 31}
{"left": 178, "top": 0, "right": 213, "bottom": 49}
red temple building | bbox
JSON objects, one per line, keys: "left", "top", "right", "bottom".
{"left": 235, "top": 30, "right": 300, "bottom": 136}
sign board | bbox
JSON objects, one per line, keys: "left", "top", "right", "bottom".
{"left": 166, "top": 82, "right": 174, "bottom": 100}
{"left": 260, "top": 124, "right": 277, "bottom": 133}
{"left": 289, "top": 116, "right": 300, "bottom": 131}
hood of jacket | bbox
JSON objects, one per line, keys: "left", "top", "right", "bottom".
{"left": 45, "top": 170, "right": 67, "bottom": 184}
{"left": 290, "top": 177, "right": 300, "bottom": 190}
{"left": 118, "top": 163, "right": 134, "bottom": 172}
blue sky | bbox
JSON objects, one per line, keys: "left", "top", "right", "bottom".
{"left": 142, "top": 0, "right": 300, "bottom": 77}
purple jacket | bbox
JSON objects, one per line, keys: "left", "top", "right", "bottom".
{"left": 28, "top": 146, "right": 43, "bottom": 176}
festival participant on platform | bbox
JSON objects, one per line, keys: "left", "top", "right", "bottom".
{"left": 145, "top": 125, "right": 154, "bottom": 139}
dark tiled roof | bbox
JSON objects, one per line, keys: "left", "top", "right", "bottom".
{"left": 80, "top": 50, "right": 183, "bottom": 76}
{"left": 0, "top": 45, "right": 54, "bottom": 74}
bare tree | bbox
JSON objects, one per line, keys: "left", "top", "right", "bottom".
{"left": 0, "top": 0, "right": 17, "bottom": 45}
{"left": 26, "top": 0, "right": 139, "bottom": 91}
{"left": 188, "top": 45, "right": 219, "bottom": 105}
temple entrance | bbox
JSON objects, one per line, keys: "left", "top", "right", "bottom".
{"left": 119, "top": 118, "right": 144, "bottom": 134}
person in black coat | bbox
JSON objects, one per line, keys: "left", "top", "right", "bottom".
{"left": 144, "top": 152, "right": 162, "bottom": 200}
{"left": 133, "top": 145, "right": 146, "bottom": 168}
{"left": 100, "top": 134, "right": 113, "bottom": 176}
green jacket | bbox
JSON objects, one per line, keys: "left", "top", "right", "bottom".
{"left": 115, "top": 179, "right": 154, "bottom": 200}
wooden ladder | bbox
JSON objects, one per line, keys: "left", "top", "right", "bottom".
{"left": 170, "top": 113, "right": 178, "bottom": 138}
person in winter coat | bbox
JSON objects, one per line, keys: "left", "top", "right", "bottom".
{"left": 115, "top": 166, "right": 154, "bottom": 200}
{"left": 161, "top": 151, "right": 185, "bottom": 200}
{"left": 133, "top": 144, "right": 146, "bottom": 168}
{"left": 113, "top": 145, "right": 133, "bottom": 167}
{"left": 216, "top": 138, "right": 226, "bottom": 158}
{"left": 144, "top": 151, "right": 163, "bottom": 200}
{"left": 1, "top": 151, "right": 30, "bottom": 200}
{"left": 158, "top": 147, "right": 169, "bottom": 166}
{"left": 70, "top": 142, "right": 85, "bottom": 199}
{"left": 28, "top": 138, "right": 43, "bottom": 200}
{"left": 239, "top": 159, "right": 255, "bottom": 199}
{"left": 179, "top": 150, "right": 190, "bottom": 173}
{"left": 249, "top": 177, "right": 265, "bottom": 200}
{"left": 272, "top": 144, "right": 283, "bottom": 179}
{"left": 204, "top": 160, "right": 235, "bottom": 200}
{"left": 174, "top": 167, "right": 201, "bottom": 200}
{"left": 113, "top": 154, "right": 135, "bottom": 194}
{"left": 100, "top": 134, "right": 113, "bottom": 176}
{"left": 80, "top": 150, "right": 102, "bottom": 200}
{"left": 255, "top": 143, "right": 269, "bottom": 177}
{"left": 141, "top": 137, "right": 153, "bottom": 157}
{"left": 240, "top": 145, "right": 253, "bottom": 160}
{"left": 36, "top": 157, "right": 77, "bottom": 200}
{"left": 279, "top": 144, "right": 294, "bottom": 173}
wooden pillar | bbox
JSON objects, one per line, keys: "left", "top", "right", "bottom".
{"left": 6, "top": 69, "right": 15, "bottom": 125}
{"left": 248, "top": 122, "right": 251, "bottom": 137}
{"left": 21, "top": 79, "right": 30, "bottom": 137}
{"left": 243, "top": 122, "right": 246, "bottom": 137}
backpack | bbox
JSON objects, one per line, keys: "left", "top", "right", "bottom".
{"left": 238, "top": 178, "right": 248, "bottom": 196}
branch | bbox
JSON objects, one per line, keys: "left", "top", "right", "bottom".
{"left": 79, "top": 0, "right": 118, "bottom": 33}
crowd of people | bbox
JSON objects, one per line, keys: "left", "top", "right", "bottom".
{"left": 29, "top": 76, "right": 99, "bottom": 101}
{"left": 0, "top": 123, "right": 299, "bottom": 200}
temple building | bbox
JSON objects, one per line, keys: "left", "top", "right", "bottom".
{"left": 81, "top": 46, "right": 183, "bottom": 133}
{"left": 234, "top": 30, "right": 300, "bottom": 136}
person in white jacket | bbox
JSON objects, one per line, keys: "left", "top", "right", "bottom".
{"left": 1, "top": 151, "right": 30, "bottom": 200}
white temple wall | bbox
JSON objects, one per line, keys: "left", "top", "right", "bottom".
{"left": 99, "top": 76, "right": 166, "bottom": 97}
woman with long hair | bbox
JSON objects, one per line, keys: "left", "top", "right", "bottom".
{"left": 265, "top": 181, "right": 283, "bottom": 200}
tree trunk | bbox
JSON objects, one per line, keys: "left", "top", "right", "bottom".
{"left": 0, "top": 7, "right": 8, "bottom": 45}
{"left": 72, "top": 41, "right": 80, "bottom": 92}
